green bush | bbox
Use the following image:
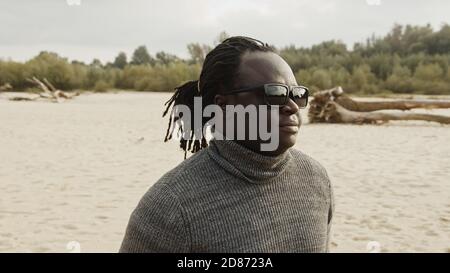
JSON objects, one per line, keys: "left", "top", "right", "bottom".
{"left": 1, "top": 25, "right": 449, "bottom": 95}
{"left": 93, "top": 80, "right": 111, "bottom": 92}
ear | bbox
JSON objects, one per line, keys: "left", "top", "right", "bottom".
{"left": 214, "top": 94, "right": 228, "bottom": 110}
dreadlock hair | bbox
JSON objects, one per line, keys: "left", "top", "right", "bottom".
{"left": 163, "top": 36, "right": 274, "bottom": 159}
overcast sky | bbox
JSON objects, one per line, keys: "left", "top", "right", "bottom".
{"left": 1, "top": 0, "right": 449, "bottom": 63}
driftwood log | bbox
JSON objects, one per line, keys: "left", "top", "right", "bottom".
{"left": 9, "top": 77, "right": 79, "bottom": 102}
{"left": 0, "top": 83, "right": 12, "bottom": 91}
{"left": 309, "top": 86, "right": 450, "bottom": 125}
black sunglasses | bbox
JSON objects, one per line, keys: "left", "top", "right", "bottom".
{"left": 225, "top": 83, "right": 309, "bottom": 108}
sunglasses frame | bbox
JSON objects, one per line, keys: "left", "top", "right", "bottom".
{"left": 225, "top": 83, "right": 309, "bottom": 108}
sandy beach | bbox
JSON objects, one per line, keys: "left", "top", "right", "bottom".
{"left": 0, "top": 91, "right": 449, "bottom": 253}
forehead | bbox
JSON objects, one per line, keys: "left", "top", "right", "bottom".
{"left": 235, "top": 51, "right": 297, "bottom": 87}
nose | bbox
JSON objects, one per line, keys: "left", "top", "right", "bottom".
{"left": 280, "top": 97, "right": 299, "bottom": 115}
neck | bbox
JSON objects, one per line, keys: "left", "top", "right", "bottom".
{"left": 233, "top": 140, "right": 288, "bottom": 156}
{"left": 207, "top": 138, "right": 293, "bottom": 184}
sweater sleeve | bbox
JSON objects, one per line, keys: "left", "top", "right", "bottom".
{"left": 292, "top": 149, "right": 335, "bottom": 252}
{"left": 119, "top": 182, "right": 190, "bottom": 253}
{"left": 325, "top": 170, "right": 334, "bottom": 253}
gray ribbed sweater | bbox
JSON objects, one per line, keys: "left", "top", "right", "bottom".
{"left": 119, "top": 139, "right": 334, "bottom": 253}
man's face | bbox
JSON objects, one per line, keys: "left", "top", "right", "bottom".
{"left": 215, "top": 51, "right": 302, "bottom": 155}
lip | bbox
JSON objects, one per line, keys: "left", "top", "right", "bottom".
{"left": 279, "top": 120, "right": 299, "bottom": 134}
{"left": 279, "top": 122, "right": 299, "bottom": 127}
{"left": 279, "top": 125, "right": 299, "bottom": 133}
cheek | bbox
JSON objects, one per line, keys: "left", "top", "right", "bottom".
{"left": 297, "top": 112, "right": 302, "bottom": 126}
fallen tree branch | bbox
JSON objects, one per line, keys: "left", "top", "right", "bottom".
{"left": 309, "top": 86, "right": 450, "bottom": 125}
{"left": 321, "top": 101, "right": 450, "bottom": 125}
{"left": 0, "top": 83, "right": 13, "bottom": 91}
{"left": 312, "top": 86, "right": 450, "bottom": 112}
{"left": 10, "top": 77, "right": 79, "bottom": 102}
{"left": 8, "top": 96, "right": 40, "bottom": 101}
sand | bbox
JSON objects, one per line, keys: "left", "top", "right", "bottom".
{"left": 0, "top": 91, "right": 449, "bottom": 253}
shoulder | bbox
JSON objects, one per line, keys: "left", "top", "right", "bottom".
{"left": 120, "top": 149, "right": 216, "bottom": 252}
{"left": 141, "top": 148, "right": 214, "bottom": 203}
{"left": 290, "top": 148, "right": 328, "bottom": 175}
{"left": 125, "top": 151, "right": 209, "bottom": 240}
{"left": 289, "top": 148, "right": 332, "bottom": 187}
{"left": 289, "top": 148, "right": 334, "bottom": 207}
{"left": 121, "top": 161, "right": 194, "bottom": 252}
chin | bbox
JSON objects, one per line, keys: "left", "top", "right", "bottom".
{"left": 277, "top": 132, "right": 298, "bottom": 152}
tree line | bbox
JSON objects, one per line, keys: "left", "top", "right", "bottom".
{"left": 1, "top": 25, "right": 449, "bottom": 94}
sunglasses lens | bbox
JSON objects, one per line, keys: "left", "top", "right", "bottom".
{"left": 291, "top": 86, "right": 308, "bottom": 108}
{"left": 265, "top": 85, "right": 288, "bottom": 105}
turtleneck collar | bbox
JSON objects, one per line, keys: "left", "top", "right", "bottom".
{"left": 206, "top": 139, "right": 293, "bottom": 184}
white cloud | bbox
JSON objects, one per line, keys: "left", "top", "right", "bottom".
{"left": 0, "top": 0, "right": 448, "bottom": 62}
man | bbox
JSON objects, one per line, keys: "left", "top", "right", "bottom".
{"left": 120, "top": 36, "right": 334, "bottom": 252}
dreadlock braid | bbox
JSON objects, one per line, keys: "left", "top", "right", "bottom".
{"left": 163, "top": 36, "right": 273, "bottom": 159}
